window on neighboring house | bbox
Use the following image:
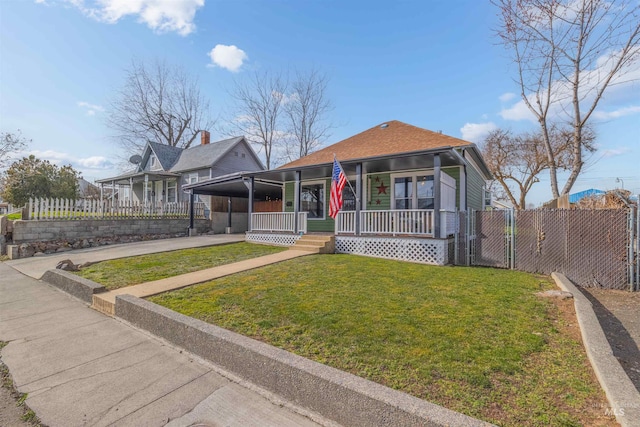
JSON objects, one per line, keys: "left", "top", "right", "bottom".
{"left": 301, "top": 182, "right": 325, "bottom": 219}
{"left": 149, "top": 154, "right": 158, "bottom": 170}
{"left": 188, "top": 173, "right": 198, "bottom": 184}
{"left": 167, "top": 180, "right": 177, "bottom": 202}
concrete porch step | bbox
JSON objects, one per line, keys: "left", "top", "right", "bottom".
{"left": 291, "top": 235, "right": 335, "bottom": 254}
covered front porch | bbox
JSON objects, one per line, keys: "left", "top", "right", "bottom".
{"left": 249, "top": 208, "right": 458, "bottom": 238}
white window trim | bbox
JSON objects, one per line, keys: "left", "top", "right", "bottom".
{"left": 300, "top": 179, "right": 326, "bottom": 220}
{"left": 390, "top": 171, "right": 435, "bottom": 210}
{"left": 166, "top": 180, "right": 178, "bottom": 203}
{"left": 149, "top": 154, "right": 161, "bottom": 171}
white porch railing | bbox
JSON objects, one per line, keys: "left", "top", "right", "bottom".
{"left": 335, "top": 209, "right": 458, "bottom": 237}
{"left": 26, "top": 198, "right": 206, "bottom": 220}
{"left": 251, "top": 212, "right": 308, "bottom": 233}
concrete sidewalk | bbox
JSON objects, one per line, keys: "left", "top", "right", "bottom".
{"left": 6, "top": 234, "right": 245, "bottom": 279}
{"left": 0, "top": 262, "right": 324, "bottom": 427}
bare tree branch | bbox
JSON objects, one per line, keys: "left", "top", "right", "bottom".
{"left": 106, "top": 59, "right": 214, "bottom": 154}
{"left": 282, "top": 67, "right": 334, "bottom": 162}
{"left": 223, "top": 71, "right": 288, "bottom": 169}
{"left": 493, "top": 0, "right": 640, "bottom": 197}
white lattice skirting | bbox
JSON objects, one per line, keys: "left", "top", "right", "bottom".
{"left": 335, "top": 236, "right": 449, "bottom": 265}
{"left": 245, "top": 232, "right": 302, "bottom": 246}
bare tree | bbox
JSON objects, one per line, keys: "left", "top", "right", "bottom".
{"left": 107, "top": 59, "right": 214, "bottom": 154}
{"left": 283, "top": 68, "right": 333, "bottom": 162}
{"left": 0, "top": 130, "right": 30, "bottom": 170}
{"left": 482, "top": 126, "right": 595, "bottom": 209}
{"left": 225, "top": 71, "right": 288, "bottom": 169}
{"left": 493, "top": 0, "right": 640, "bottom": 198}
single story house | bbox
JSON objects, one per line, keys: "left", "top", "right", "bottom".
{"left": 184, "top": 121, "right": 492, "bottom": 265}
{"left": 96, "top": 131, "right": 264, "bottom": 227}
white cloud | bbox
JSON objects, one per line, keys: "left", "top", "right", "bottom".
{"left": 592, "top": 105, "right": 640, "bottom": 120}
{"left": 77, "top": 101, "right": 104, "bottom": 116}
{"left": 499, "top": 92, "right": 516, "bottom": 102}
{"left": 47, "top": 0, "right": 204, "bottom": 36}
{"left": 28, "top": 150, "right": 114, "bottom": 170}
{"left": 208, "top": 44, "right": 248, "bottom": 72}
{"left": 460, "top": 122, "right": 498, "bottom": 143}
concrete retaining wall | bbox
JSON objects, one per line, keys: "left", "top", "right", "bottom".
{"left": 41, "top": 269, "right": 106, "bottom": 304}
{"left": 12, "top": 219, "right": 210, "bottom": 243}
{"left": 115, "top": 295, "right": 491, "bottom": 427}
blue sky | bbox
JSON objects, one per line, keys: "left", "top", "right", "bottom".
{"left": 1, "top": 0, "right": 638, "bottom": 206}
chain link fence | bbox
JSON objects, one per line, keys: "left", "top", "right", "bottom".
{"left": 456, "top": 208, "right": 638, "bottom": 290}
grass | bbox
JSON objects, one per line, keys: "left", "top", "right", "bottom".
{"left": 149, "top": 255, "right": 614, "bottom": 426}
{"left": 75, "top": 242, "right": 287, "bottom": 289}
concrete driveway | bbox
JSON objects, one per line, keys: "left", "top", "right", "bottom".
{"left": 5, "top": 234, "right": 245, "bottom": 279}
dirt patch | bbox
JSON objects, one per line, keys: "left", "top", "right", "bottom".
{"left": 1, "top": 344, "right": 42, "bottom": 426}
{"left": 580, "top": 287, "right": 640, "bottom": 392}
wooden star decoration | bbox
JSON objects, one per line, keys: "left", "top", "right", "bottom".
{"left": 376, "top": 199, "right": 381, "bottom": 205}
{"left": 376, "top": 181, "right": 388, "bottom": 195}
{"left": 375, "top": 176, "right": 380, "bottom": 183}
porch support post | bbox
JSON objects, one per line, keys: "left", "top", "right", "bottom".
{"left": 460, "top": 165, "right": 467, "bottom": 211}
{"left": 294, "top": 170, "right": 301, "bottom": 234}
{"left": 434, "top": 154, "right": 441, "bottom": 238}
{"left": 355, "top": 163, "right": 362, "bottom": 236}
{"left": 100, "top": 183, "right": 104, "bottom": 200}
{"left": 144, "top": 175, "right": 149, "bottom": 204}
{"left": 129, "top": 177, "right": 133, "bottom": 201}
{"left": 248, "top": 176, "right": 254, "bottom": 232}
{"left": 189, "top": 191, "right": 195, "bottom": 236}
{"left": 227, "top": 197, "right": 232, "bottom": 229}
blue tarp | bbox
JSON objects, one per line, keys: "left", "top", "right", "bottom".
{"left": 569, "top": 188, "right": 605, "bottom": 204}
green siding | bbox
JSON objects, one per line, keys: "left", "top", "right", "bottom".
{"left": 284, "top": 182, "right": 294, "bottom": 213}
{"left": 284, "top": 180, "right": 335, "bottom": 232}
{"left": 466, "top": 164, "right": 484, "bottom": 211}
{"left": 366, "top": 173, "right": 391, "bottom": 210}
{"left": 280, "top": 166, "right": 484, "bottom": 231}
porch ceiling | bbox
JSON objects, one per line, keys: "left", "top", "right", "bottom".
{"left": 253, "top": 148, "right": 464, "bottom": 182}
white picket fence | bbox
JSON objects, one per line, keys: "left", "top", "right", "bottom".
{"left": 26, "top": 198, "right": 206, "bottom": 220}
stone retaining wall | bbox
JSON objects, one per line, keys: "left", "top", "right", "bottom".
{"left": 12, "top": 218, "right": 209, "bottom": 243}
{"left": 6, "top": 219, "right": 210, "bottom": 258}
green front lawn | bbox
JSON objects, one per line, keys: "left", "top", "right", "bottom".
{"left": 75, "top": 242, "right": 286, "bottom": 289}
{"left": 149, "top": 255, "right": 614, "bottom": 427}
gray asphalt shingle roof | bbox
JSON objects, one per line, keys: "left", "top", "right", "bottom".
{"left": 169, "top": 136, "right": 244, "bottom": 172}
{"left": 148, "top": 142, "right": 183, "bottom": 170}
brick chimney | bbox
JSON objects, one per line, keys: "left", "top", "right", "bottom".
{"left": 201, "top": 130, "right": 210, "bottom": 145}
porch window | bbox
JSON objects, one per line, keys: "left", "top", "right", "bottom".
{"left": 416, "top": 175, "right": 434, "bottom": 209}
{"left": 301, "top": 182, "right": 325, "bottom": 219}
{"left": 394, "top": 177, "right": 413, "bottom": 209}
{"left": 167, "top": 180, "right": 177, "bottom": 202}
{"left": 342, "top": 181, "right": 357, "bottom": 211}
{"left": 393, "top": 173, "right": 435, "bottom": 210}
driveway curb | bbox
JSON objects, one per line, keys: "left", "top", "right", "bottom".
{"left": 115, "top": 294, "right": 493, "bottom": 427}
{"left": 41, "top": 269, "right": 106, "bottom": 303}
{"left": 552, "top": 272, "right": 640, "bottom": 426}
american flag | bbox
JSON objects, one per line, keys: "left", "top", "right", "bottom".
{"left": 329, "top": 158, "right": 347, "bottom": 219}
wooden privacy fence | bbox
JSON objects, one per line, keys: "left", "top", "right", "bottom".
{"left": 26, "top": 198, "right": 206, "bottom": 220}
